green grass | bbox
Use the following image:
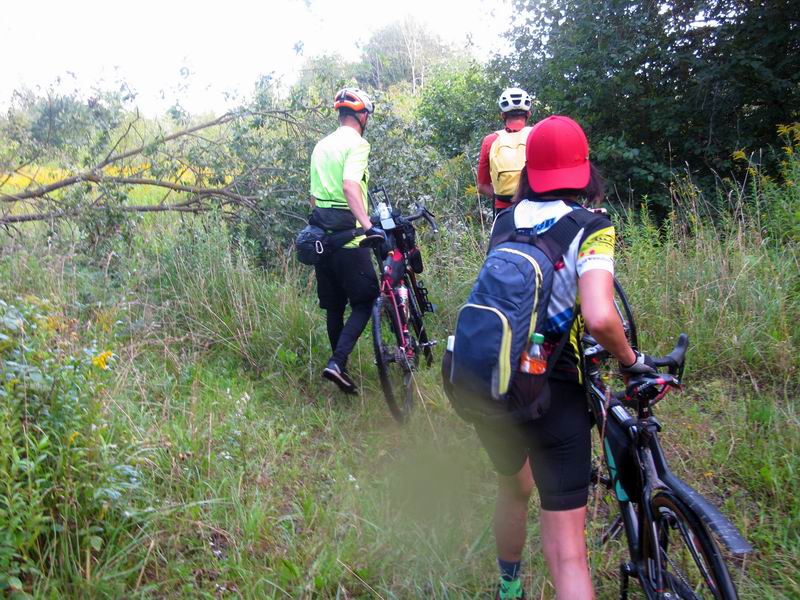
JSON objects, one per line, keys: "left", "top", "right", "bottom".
{"left": 1, "top": 156, "right": 798, "bottom": 598}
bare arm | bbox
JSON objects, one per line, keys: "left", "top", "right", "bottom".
{"left": 342, "top": 179, "right": 373, "bottom": 230}
{"left": 310, "top": 196, "right": 316, "bottom": 208}
{"left": 478, "top": 182, "right": 494, "bottom": 197}
{"left": 578, "top": 269, "right": 636, "bottom": 366}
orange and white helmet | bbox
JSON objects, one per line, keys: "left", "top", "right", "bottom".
{"left": 498, "top": 87, "right": 532, "bottom": 113}
{"left": 333, "top": 87, "right": 374, "bottom": 114}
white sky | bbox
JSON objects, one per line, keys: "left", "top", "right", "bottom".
{"left": 1, "top": 0, "right": 514, "bottom": 116}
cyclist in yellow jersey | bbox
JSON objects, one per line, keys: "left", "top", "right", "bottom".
{"left": 309, "top": 88, "right": 386, "bottom": 394}
{"left": 477, "top": 88, "right": 533, "bottom": 218}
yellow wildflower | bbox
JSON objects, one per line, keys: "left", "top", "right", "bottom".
{"left": 92, "top": 350, "right": 114, "bottom": 370}
{"left": 731, "top": 149, "right": 747, "bottom": 162}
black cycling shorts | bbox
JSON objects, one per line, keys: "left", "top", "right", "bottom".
{"left": 314, "top": 246, "right": 379, "bottom": 311}
{"left": 473, "top": 378, "right": 592, "bottom": 511}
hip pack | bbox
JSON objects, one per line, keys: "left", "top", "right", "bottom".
{"left": 443, "top": 212, "right": 590, "bottom": 423}
{"left": 295, "top": 210, "right": 363, "bottom": 266}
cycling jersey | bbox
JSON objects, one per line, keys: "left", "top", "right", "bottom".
{"left": 309, "top": 126, "right": 370, "bottom": 249}
{"left": 489, "top": 198, "right": 615, "bottom": 382}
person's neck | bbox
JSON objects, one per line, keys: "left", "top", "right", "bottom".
{"left": 341, "top": 118, "right": 363, "bottom": 136}
{"left": 504, "top": 117, "right": 527, "bottom": 131}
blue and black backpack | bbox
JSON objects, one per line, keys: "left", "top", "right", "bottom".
{"left": 443, "top": 208, "right": 601, "bottom": 423}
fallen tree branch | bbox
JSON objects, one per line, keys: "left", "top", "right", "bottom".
{"left": 0, "top": 108, "right": 298, "bottom": 205}
{"left": 0, "top": 201, "right": 212, "bottom": 225}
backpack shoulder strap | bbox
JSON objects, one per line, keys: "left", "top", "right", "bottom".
{"left": 490, "top": 204, "right": 609, "bottom": 262}
{"left": 487, "top": 206, "right": 518, "bottom": 251}
{"left": 534, "top": 208, "right": 608, "bottom": 264}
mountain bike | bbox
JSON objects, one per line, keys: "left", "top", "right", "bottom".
{"left": 583, "top": 279, "right": 752, "bottom": 599}
{"left": 362, "top": 188, "right": 438, "bottom": 423}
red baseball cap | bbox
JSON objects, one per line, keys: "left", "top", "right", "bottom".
{"left": 525, "top": 115, "right": 590, "bottom": 194}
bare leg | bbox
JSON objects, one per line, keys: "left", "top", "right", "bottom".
{"left": 494, "top": 459, "right": 534, "bottom": 561}
{"left": 540, "top": 506, "right": 595, "bottom": 599}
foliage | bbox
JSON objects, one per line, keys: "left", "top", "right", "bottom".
{"left": 0, "top": 22, "right": 799, "bottom": 594}
{"left": 0, "top": 297, "right": 143, "bottom": 595}
{"left": 416, "top": 59, "right": 499, "bottom": 158}
{"left": 501, "top": 0, "right": 800, "bottom": 206}
{"left": 354, "top": 18, "right": 450, "bottom": 93}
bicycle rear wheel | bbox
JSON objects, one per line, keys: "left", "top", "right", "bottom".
{"left": 643, "top": 491, "right": 738, "bottom": 599}
{"left": 372, "top": 296, "right": 416, "bottom": 423}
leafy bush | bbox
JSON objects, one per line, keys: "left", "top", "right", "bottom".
{"left": 0, "top": 298, "right": 142, "bottom": 595}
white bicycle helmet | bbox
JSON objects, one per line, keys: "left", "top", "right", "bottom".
{"left": 498, "top": 87, "right": 532, "bottom": 113}
{"left": 334, "top": 87, "right": 374, "bottom": 114}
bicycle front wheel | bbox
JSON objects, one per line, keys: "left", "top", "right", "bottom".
{"left": 372, "top": 296, "right": 416, "bottom": 423}
{"left": 643, "top": 491, "right": 738, "bottom": 599}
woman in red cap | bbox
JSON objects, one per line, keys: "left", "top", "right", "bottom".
{"left": 478, "top": 116, "right": 656, "bottom": 599}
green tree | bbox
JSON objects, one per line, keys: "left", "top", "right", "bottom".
{"left": 355, "top": 19, "right": 449, "bottom": 93}
{"left": 502, "top": 0, "right": 800, "bottom": 204}
{"left": 416, "top": 59, "right": 499, "bottom": 157}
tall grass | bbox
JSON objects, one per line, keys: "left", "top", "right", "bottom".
{"left": 0, "top": 142, "right": 797, "bottom": 597}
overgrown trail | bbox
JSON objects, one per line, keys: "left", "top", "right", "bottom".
{"left": 1, "top": 187, "right": 797, "bottom": 596}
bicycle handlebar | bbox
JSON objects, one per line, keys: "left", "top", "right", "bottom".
{"left": 613, "top": 334, "right": 689, "bottom": 408}
{"left": 584, "top": 333, "right": 689, "bottom": 408}
{"left": 406, "top": 205, "right": 439, "bottom": 234}
{"left": 652, "top": 332, "right": 688, "bottom": 375}
{"left": 369, "top": 204, "right": 439, "bottom": 235}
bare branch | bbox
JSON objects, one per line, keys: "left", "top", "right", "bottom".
{"left": 0, "top": 200, "right": 211, "bottom": 225}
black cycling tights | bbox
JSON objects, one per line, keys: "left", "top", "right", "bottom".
{"left": 326, "top": 301, "right": 372, "bottom": 370}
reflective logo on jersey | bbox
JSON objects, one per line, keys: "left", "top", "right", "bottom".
{"left": 516, "top": 217, "right": 556, "bottom": 237}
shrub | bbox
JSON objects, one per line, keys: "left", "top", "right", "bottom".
{"left": 0, "top": 298, "right": 142, "bottom": 594}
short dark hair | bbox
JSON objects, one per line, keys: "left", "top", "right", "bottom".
{"left": 503, "top": 109, "right": 529, "bottom": 120}
{"left": 338, "top": 107, "right": 366, "bottom": 121}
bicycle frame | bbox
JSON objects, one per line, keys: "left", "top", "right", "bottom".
{"left": 584, "top": 351, "right": 752, "bottom": 598}
{"left": 376, "top": 260, "right": 414, "bottom": 358}
{"left": 367, "top": 191, "right": 437, "bottom": 361}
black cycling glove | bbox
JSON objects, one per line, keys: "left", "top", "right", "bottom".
{"left": 620, "top": 350, "right": 657, "bottom": 375}
{"left": 364, "top": 226, "right": 387, "bottom": 242}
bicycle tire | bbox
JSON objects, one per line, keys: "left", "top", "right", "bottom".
{"left": 643, "top": 490, "right": 738, "bottom": 599}
{"left": 406, "top": 277, "right": 433, "bottom": 367}
{"left": 372, "top": 296, "right": 416, "bottom": 423}
{"left": 613, "top": 276, "right": 638, "bottom": 350}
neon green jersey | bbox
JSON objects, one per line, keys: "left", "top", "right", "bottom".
{"left": 309, "top": 126, "right": 370, "bottom": 211}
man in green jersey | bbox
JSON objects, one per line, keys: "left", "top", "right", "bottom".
{"left": 309, "top": 88, "right": 385, "bottom": 394}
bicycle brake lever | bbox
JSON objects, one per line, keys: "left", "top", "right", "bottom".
{"left": 625, "top": 374, "right": 682, "bottom": 405}
{"left": 422, "top": 208, "right": 439, "bottom": 234}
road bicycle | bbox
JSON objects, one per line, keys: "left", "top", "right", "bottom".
{"left": 583, "top": 280, "right": 752, "bottom": 599}
{"left": 362, "top": 188, "right": 438, "bottom": 423}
